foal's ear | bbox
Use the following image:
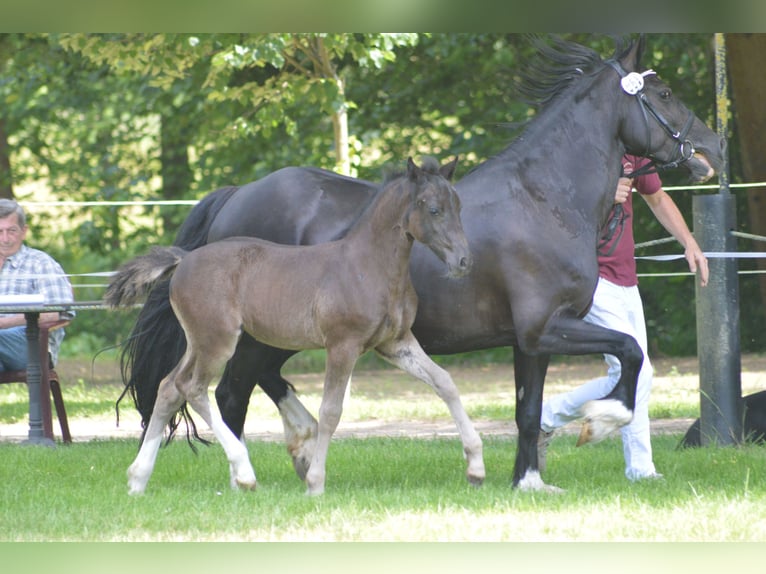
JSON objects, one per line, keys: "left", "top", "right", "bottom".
{"left": 439, "top": 156, "right": 459, "bottom": 182}
{"left": 406, "top": 156, "right": 422, "bottom": 181}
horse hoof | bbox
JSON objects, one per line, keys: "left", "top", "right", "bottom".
{"left": 467, "top": 467, "right": 486, "bottom": 487}
{"left": 286, "top": 429, "right": 317, "bottom": 481}
{"left": 516, "top": 470, "right": 565, "bottom": 493}
{"left": 577, "top": 399, "right": 632, "bottom": 445}
{"left": 291, "top": 454, "right": 311, "bottom": 481}
{"left": 236, "top": 479, "right": 258, "bottom": 491}
{"left": 467, "top": 475, "right": 485, "bottom": 487}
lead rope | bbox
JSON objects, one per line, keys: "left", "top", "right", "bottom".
{"left": 597, "top": 163, "right": 629, "bottom": 257}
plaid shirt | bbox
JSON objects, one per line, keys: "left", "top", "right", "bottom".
{"left": 0, "top": 244, "right": 74, "bottom": 364}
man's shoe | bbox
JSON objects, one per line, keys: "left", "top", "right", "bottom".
{"left": 537, "top": 429, "right": 555, "bottom": 473}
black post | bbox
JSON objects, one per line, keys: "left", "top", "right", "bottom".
{"left": 691, "top": 34, "right": 741, "bottom": 446}
{"left": 693, "top": 196, "right": 742, "bottom": 446}
{"left": 22, "top": 311, "right": 54, "bottom": 446}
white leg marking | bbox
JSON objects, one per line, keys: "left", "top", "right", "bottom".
{"left": 127, "top": 433, "right": 164, "bottom": 495}
{"left": 517, "top": 469, "right": 564, "bottom": 494}
{"left": 377, "top": 334, "right": 485, "bottom": 486}
{"left": 578, "top": 399, "right": 633, "bottom": 446}
{"left": 206, "top": 402, "right": 257, "bottom": 490}
{"left": 279, "top": 387, "right": 318, "bottom": 481}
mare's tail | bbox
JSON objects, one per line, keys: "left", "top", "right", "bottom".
{"left": 115, "top": 186, "right": 239, "bottom": 428}
{"left": 104, "top": 246, "right": 187, "bottom": 308}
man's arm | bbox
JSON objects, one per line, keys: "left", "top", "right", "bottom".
{"left": 0, "top": 311, "right": 62, "bottom": 329}
{"left": 642, "top": 189, "right": 709, "bottom": 287}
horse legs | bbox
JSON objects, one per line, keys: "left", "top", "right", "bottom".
{"left": 129, "top": 339, "right": 257, "bottom": 494}
{"left": 304, "top": 343, "right": 359, "bottom": 496}
{"left": 533, "top": 315, "right": 643, "bottom": 445}
{"left": 127, "top": 368, "right": 188, "bottom": 495}
{"left": 512, "top": 348, "right": 562, "bottom": 493}
{"left": 215, "top": 334, "right": 318, "bottom": 480}
{"left": 185, "top": 386, "right": 257, "bottom": 492}
{"left": 510, "top": 314, "right": 642, "bottom": 489}
{"left": 376, "top": 331, "right": 485, "bottom": 487}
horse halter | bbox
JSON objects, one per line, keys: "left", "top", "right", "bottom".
{"left": 606, "top": 59, "right": 696, "bottom": 176}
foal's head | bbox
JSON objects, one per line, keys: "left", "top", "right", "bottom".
{"left": 401, "top": 156, "right": 472, "bottom": 278}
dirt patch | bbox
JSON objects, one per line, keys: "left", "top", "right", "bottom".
{"left": 6, "top": 352, "right": 757, "bottom": 444}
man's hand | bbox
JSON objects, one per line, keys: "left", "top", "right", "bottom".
{"left": 615, "top": 161, "right": 633, "bottom": 204}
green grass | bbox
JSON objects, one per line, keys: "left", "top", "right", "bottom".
{"left": 0, "top": 435, "right": 764, "bottom": 541}
{"left": 2, "top": 355, "right": 766, "bottom": 541}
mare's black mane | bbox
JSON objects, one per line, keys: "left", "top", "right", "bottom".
{"left": 517, "top": 35, "right": 634, "bottom": 109}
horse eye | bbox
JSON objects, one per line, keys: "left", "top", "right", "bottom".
{"left": 429, "top": 207, "right": 440, "bottom": 216}
{"left": 660, "top": 89, "right": 672, "bottom": 100}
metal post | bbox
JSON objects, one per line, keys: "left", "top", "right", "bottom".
{"left": 693, "top": 196, "right": 742, "bottom": 445}
{"left": 22, "top": 311, "right": 54, "bottom": 446}
{"left": 691, "top": 34, "right": 741, "bottom": 446}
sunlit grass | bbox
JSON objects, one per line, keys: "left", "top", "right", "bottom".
{"left": 2, "top": 355, "right": 766, "bottom": 541}
{"left": 0, "top": 435, "right": 764, "bottom": 541}
{"left": 3, "top": 354, "right": 766, "bottom": 428}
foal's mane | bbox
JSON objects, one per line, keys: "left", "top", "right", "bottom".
{"left": 516, "top": 34, "right": 634, "bottom": 109}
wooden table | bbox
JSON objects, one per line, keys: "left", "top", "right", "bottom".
{"left": 0, "top": 301, "right": 106, "bottom": 446}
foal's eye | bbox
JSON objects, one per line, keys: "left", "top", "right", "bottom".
{"left": 429, "top": 207, "right": 440, "bottom": 216}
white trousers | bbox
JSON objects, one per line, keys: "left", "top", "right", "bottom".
{"left": 540, "top": 277, "right": 656, "bottom": 480}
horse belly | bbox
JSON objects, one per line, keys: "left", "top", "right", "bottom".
{"left": 238, "top": 291, "right": 326, "bottom": 351}
{"left": 409, "top": 242, "right": 517, "bottom": 354}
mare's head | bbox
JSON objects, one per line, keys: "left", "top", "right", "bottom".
{"left": 520, "top": 35, "right": 725, "bottom": 183}
{"left": 608, "top": 35, "right": 725, "bottom": 181}
{"left": 401, "top": 156, "right": 471, "bottom": 278}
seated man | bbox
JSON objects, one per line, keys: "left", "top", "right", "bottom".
{"left": 0, "top": 199, "right": 74, "bottom": 371}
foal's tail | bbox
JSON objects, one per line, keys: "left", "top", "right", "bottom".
{"left": 104, "top": 246, "right": 187, "bottom": 308}
{"left": 117, "top": 187, "right": 239, "bottom": 433}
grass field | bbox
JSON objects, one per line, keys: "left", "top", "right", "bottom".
{"left": 1, "top": 353, "right": 765, "bottom": 542}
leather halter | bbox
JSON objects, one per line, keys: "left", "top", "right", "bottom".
{"left": 606, "top": 59, "right": 697, "bottom": 177}
{"left": 597, "top": 60, "right": 698, "bottom": 257}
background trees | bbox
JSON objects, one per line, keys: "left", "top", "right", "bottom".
{"left": 0, "top": 33, "right": 762, "bottom": 356}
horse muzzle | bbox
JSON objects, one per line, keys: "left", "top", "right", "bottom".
{"left": 446, "top": 251, "right": 473, "bottom": 279}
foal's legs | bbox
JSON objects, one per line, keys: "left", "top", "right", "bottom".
{"left": 127, "top": 366, "right": 188, "bottom": 495}
{"left": 128, "top": 341, "right": 257, "bottom": 494}
{"left": 376, "top": 331, "right": 485, "bottom": 486}
{"left": 184, "top": 366, "right": 257, "bottom": 491}
{"left": 216, "top": 335, "right": 318, "bottom": 479}
{"left": 304, "top": 343, "right": 359, "bottom": 496}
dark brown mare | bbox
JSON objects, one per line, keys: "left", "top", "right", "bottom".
{"left": 118, "top": 36, "right": 726, "bottom": 492}
{"left": 106, "top": 157, "right": 484, "bottom": 495}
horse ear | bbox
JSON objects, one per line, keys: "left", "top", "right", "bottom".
{"left": 622, "top": 34, "right": 646, "bottom": 72}
{"left": 407, "top": 157, "right": 421, "bottom": 181}
{"left": 439, "top": 156, "right": 459, "bottom": 181}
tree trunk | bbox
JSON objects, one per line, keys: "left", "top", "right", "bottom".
{"left": 331, "top": 81, "right": 350, "bottom": 176}
{"left": 313, "top": 37, "right": 350, "bottom": 176}
{"left": 726, "top": 34, "right": 766, "bottom": 308}
{"left": 0, "top": 35, "right": 14, "bottom": 199}
{"left": 0, "top": 118, "right": 13, "bottom": 199}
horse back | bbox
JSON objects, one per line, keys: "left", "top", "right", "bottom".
{"left": 171, "top": 236, "right": 415, "bottom": 353}
{"left": 208, "top": 167, "right": 379, "bottom": 246}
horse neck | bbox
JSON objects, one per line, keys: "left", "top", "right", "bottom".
{"left": 463, "top": 71, "right": 626, "bottom": 226}
{"left": 345, "top": 179, "right": 415, "bottom": 274}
